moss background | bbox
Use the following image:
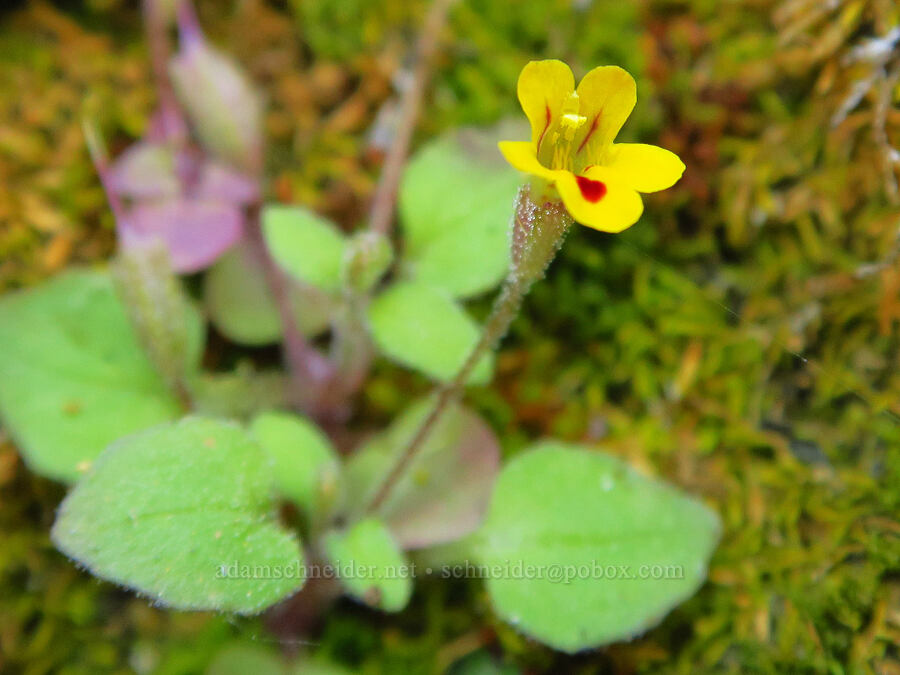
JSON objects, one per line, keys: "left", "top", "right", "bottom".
{"left": 1, "top": 0, "right": 899, "bottom": 673}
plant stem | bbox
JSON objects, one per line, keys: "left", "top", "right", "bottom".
{"left": 368, "top": 0, "right": 457, "bottom": 235}
{"left": 317, "top": 0, "right": 456, "bottom": 417}
{"left": 245, "top": 207, "right": 337, "bottom": 417}
{"left": 366, "top": 188, "right": 572, "bottom": 513}
{"left": 330, "top": 291, "right": 375, "bottom": 400}
{"left": 142, "top": 0, "right": 183, "bottom": 141}
{"left": 292, "top": 290, "right": 374, "bottom": 426}
{"left": 366, "top": 277, "right": 526, "bottom": 511}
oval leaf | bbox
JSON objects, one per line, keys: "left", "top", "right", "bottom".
{"left": 205, "top": 246, "right": 333, "bottom": 346}
{"left": 205, "top": 247, "right": 282, "bottom": 345}
{"left": 250, "top": 411, "right": 341, "bottom": 516}
{"left": 262, "top": 205, "right": 346, "bottom": 292}
{"left": 475, "top": 442, "right": 721, "bottom": 652}
{"left": 122, "top": 199, "right": 244, "bottom": 274}
{"left": 51, "top": 417, "right": 305, "bottom": 613}
{"left": 367, "top": 281, "right": 493, "bottom": 384}
{"left": 108, "top": 142, "right": 179, "bottom": 200}
{"left": 324, "top": 518, "right": 412, "bottom": 612}
{"left": 345, "top": 398, "right": 500, "bottom": 549}
{"left": 0, "top": 270, "right": 201, "bottom": 482}
{"left": 399, "top": 127, "right": 521, "bottom": 298}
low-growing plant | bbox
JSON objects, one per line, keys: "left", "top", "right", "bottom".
{"left": 0, "top": 0, "right": 720, "bottom": 657}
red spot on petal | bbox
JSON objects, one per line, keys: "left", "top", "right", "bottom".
{"left": 576, "top": 175, "right": 607, "bottom": 203}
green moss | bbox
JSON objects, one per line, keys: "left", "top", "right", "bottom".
{"left": 1, "top": 0, "right": 898, "bottom": 672}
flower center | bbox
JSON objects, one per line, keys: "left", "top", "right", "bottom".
{"left": 549, "top": 92, "right": 586, "bottom": 171}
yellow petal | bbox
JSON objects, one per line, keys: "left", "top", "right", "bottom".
{"left": 604, "top": 143, "right": 685, "bottom": 193}
{"left": 572, "top": 66, "right": 637, "bottom": 164}
{"left": 498, "top": 141, "right": 557, "bottom": 181}
{"left": 555, "top": 166, "right": 644, "bottom": 233}
{"left": 517, "top": 60, "right": 575, "bottom": 155}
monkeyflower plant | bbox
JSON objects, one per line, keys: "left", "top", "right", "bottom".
{"left": 0, "top": 1, "right": 719, "bottom": 655}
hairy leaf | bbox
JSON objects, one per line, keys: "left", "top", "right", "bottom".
{"left": 250, "top": 411, "right": 341, "bottom": 516}
{"left": 367, "top": 281, "right": 492, "bottom": 384}
{"left": 262, "top": 205, "right": 346, "bottom": 292}
{"left": 324, "top": 518, "right": 412, "bottom": 612}
{"left": 399, "top": 128, "right": 521, "bottom": 298}
{"left": 52, "top": 417, "right": 304, "bottom": 613}
{"left": 0, "top": 270, "right": 202, "bottom": 482}
{"left": 204, "top": 246, "right": 333, "bottom": 346}
{"left": 345, "top": 398, "right": 500, "bottom": 549}
{"left": 475, "top": 442, "right": 720, "bottom": 652}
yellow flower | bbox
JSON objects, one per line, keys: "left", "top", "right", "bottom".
{"left": 499, "top": 60, "right": 685, "bottom": 233}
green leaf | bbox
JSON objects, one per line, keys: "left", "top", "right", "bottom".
{"left": 250, "top": 411, "right": 341, "bottom": 516}
{"left": 51, "top": 416, "right": 305, "bottom": 613}
{"left": 205, "top": 247, "right": 281, "bottom": 345}
{"left": 475, "top": 442, "right": 720, "bottom": 652}
{"left": 345, "top": 398, "right": 500, "bottom": 549}
{"left": 367, "top": 281, "right": 492, "bottom": 384}
{"left": 0, "top": 270, "right": 202, "bottom": 483}
{"left": 204, "top": 246, "right": 333, "bottom": 346}
{"left": 399, "top": 127, "right": 521, "bottom": 298}
{"left": 323, "top": 518, "right": 412, "bottom": 612}
{"left": 262, "top": 205, "right": 347, "bottom": 292}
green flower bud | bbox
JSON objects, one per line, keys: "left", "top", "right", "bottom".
{"left": 169, "top": 3, "right": 263, "bottom": 172}
{"left": 342, "top": 231, "right": 393, "bottom": 293}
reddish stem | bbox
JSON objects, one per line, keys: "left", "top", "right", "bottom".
{"left": 244, "top": 208, "right": 338, "bottom": 418}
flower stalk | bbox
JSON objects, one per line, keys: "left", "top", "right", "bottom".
{"left": 367, "top": 186, "right": 572, "bottom": 512}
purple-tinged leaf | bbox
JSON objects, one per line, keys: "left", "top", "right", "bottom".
{"left": 110, "top": 142, "right": 258, "bottom": 207}
{"left": 197, "top": 161, "right": 259, "bottom": 205}
{"left": 344, "top": 399, "right": 501, "bottom": 550}
{"left": 122, "top": 200, "right": 243, "bottom": 274}
{"left": 108, "top": 142, "right": 180, "bottom": 201}
{"left": 204, "top": 246, "right": 335, "bottom": 346}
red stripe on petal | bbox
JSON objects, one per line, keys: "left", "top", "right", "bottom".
{"left": 536, "top": 103, "right": 551, "bottom": 154}
{"left": 576, "top": 175, "right": 607, "bottom": 203}
{"left": 576, "top": 112, "right": 600, "bottom": 155}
